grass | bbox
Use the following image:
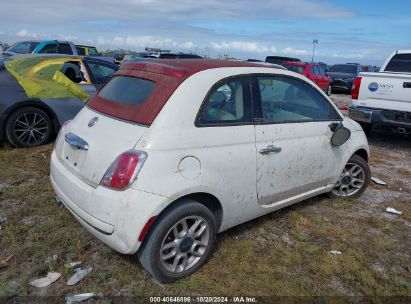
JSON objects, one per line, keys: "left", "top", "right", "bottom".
{"left": 0, "top": 134, "right": 410, "bottom": 299}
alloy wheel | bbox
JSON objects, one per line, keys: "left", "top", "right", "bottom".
{"left": 160, "top": 216, "right": 210, "bottom": 274}
{"left": 332, "top": 162, "right": 366, "bottom": 197}
{"left": 12, "top": 112, "right": 49, "bottom": 146}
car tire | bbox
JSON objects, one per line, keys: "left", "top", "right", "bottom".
{"left": 326, "top": 85, "right": 332, "bottom": 96}
{"left": 359, "top": 122, "right": 372, "bottom": 136}
{"left": 328, "top": 154, "right": 370, "bottom": 199}
{"left": 5, "top": 107, "right": 53, "bottom": 148}
{"left": 138, "top": 199, "right": 217, "bottom": 283}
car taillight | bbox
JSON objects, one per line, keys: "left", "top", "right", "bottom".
{"left": 100, "top": 150, "right": 147, "bottom": 190}
{"left": 351, "top": 77, "right": 362, "bottom": 100}
{"left": 56, "top": 120, "right": 72, "bottom": 142}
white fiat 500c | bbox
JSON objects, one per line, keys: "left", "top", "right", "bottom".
{"left": 51, "top": 59, "right": 370, "bottom": 282}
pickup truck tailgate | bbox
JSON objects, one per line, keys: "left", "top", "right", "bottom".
{"left": 355, "top": 72, "right": 411, "bottom": 112}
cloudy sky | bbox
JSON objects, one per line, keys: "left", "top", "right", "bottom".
{"left": 0, "top": 0, "right": 410, "bottom": 64}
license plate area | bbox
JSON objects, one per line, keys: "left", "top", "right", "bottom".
{"left": 62, "top": 142, "right": 87, "bottom": 171}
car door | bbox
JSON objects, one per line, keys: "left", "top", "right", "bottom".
{"left": 308, "top": 66, "right": 319, "bottom": 86}
{"left": 316, "top": 65, "right": 328, "bottom": 90}
{"left": 195, "top": 76, "right": 258, "bottom": 225}
{"left": 253, "top": 75, "right": 343, "bottom": 206}
{"left": 314, "top": 65, "right": 327, "bottom": 90}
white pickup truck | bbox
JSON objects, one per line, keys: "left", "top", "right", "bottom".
{"left": 349, "top": 50, "right": 411, "bottom": 135}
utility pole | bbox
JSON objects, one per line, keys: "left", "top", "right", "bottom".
{"left": 311, "top": 39, "right": 318, "bottom": 62}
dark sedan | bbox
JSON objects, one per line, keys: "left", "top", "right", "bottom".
{"left": 0, "top": 55, "right": 118, "bottom": 147}
{"left": 328, "top": 64, "right": 361, "bottom": 93}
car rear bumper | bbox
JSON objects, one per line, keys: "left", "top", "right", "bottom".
{"left": 349, "top": 106, "right": 411, "bottom": 128}
{"left": 50, "top": 150, "right": 170, "bottom": 254}
{"left": 332, "top": 80, "right": 352, "bottom": 91}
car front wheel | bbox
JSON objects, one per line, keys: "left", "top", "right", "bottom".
{"left": 328, "top": 154, "right": 370, "bottom": 199}
{"left": 138, "top": 199, "right": 217, "bottom": 283}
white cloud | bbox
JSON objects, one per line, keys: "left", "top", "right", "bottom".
{"left": 14, "top": 29, "right": 78, "bottom": 42}
{"left": 281, "top": 47, "right": 308, "bottom": 55}
{"left": 96, "top": 35, "right": 197, "bottom": 51}
{"left": 17, "top": 29, "right": 38, "bottom": 38}
{"left": 332, "top": 53, "right": 365, "bottom": 59}
{"left": 211, "top": 41, "right": 275, "bottom": 54}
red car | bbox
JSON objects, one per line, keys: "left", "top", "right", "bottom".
{"left": 282, "top": 62, "right": 332, "bottom": 95}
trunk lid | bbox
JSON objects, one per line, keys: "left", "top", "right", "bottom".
{"left": 55, "top": 107, "right": 148, "bottom": 187}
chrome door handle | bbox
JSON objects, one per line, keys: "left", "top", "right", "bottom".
{"left": 65, "top": 132, "right": 89, "bottom": 150}
{"left": 259, "top": 145, "right": 282, "bottom": 154}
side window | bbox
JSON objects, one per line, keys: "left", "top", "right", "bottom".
{"left": 88, "top": 48, "right": 99, "bottom": 56}
{"left": 59, "top": 43, "right": 73, "bottom": 55}
{"left": 257, "top": 76, "right": 340, "bottom": 123}
{"left": 198, "top": 78, "right": 252, "bottom": 125}
{"left": 317, "top": 66, "right": 325, "bottom": 75}
{"left": 39, "top": 44, "right": 58, "bottom": 54}
{"left": 76, "top": 47, "right": 86, "bottom": 56}
{"left": 87, "top": 62, "right": 118, "bottom": 84}
{"left": 310, "top": 66, "right": 316, "bottom": 75}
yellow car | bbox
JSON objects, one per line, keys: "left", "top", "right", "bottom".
{"left": 75, "top": 45, "right": 100, "bottom": 56}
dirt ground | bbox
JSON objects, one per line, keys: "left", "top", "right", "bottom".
{"left": 0, "top": 94, "right": 410, "bottom": 300}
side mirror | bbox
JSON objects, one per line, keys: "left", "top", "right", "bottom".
{"left": 331, "top": 125, "right": 351, "bottom": 146}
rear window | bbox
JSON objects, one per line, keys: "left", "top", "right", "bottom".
{"left": 283, "top": 64, "right": 305, "bottom": 74}
{"left": 329, "top": 64, "right": 357, "bottom": 74}
{"left": 385, "top": 54, "right": 411, "bottom": 73}
{"left": 88, "top": 70, "right": 183, "bottom": 125}
{"left": 98, "top": 76, "right": 155, "bottom": 105}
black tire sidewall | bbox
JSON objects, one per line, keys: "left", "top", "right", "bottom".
{"left": 327, "top": 85, "right": 332, "bottom": 96}
{"left": 139, "top": 200, "right": 217, "bottom": 283}
{"left": 5, "top": 107, "right": 53, "bottom": 148}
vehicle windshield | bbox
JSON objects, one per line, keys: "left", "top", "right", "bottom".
{"left": 7, "top": 41, "right": 40, "bottom": 54}
{"left": 385, "top": 54, "right": 411, "bottom": 73}
{"left": 283, "top": 64, "right": 305, "bottom": 74}
{"left": 329, "top": 65, "right": 357, "bottom": 74}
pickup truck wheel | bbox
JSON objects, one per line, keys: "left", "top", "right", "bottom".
{"left": 328, "top": 155, "right": 370, "bottom": 199}
{"left": 5, "top": 107, "right": 53, "bottom": 148}
{"left": 138, "top": 199, "right": 217, "bottom": 283}
{"left": 359, "top": 122, "right": 372, "bottom": 135}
